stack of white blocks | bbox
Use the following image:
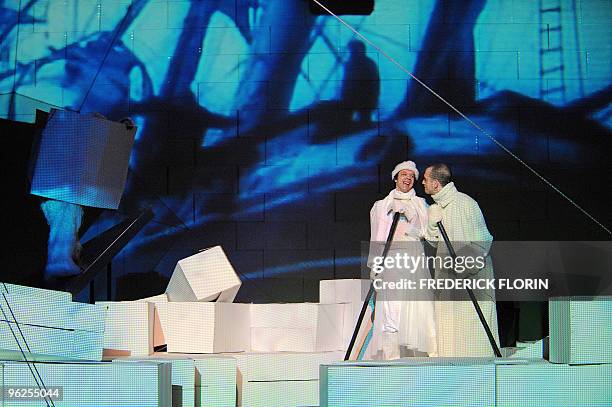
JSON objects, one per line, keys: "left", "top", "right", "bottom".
{"left": 107, "top": 353, "right": 237, "bottom": 407}
{"left": 233, "top": 351, "right": 344, "bottom": 407}
{"left": 319, "top": 279, "right": 370, "bottom": 349}
{"left": 164, "top": 246, "right": 248, "bottom": 354}
{"left": 319, "top": 295, "right": 612, "bottom": 407}
{"left": 98, "top": 245, "right": 248, "bottom": 355}
{"left": 0, "top": 283, "right": 106, "bottom": 361}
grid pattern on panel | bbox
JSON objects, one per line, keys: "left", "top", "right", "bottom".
{"left": 495, "top": 361, "right": 612, "bottom": 407}
{"left": 30, "top": 109, "right": 135, "bottom": 209}
{"left": 199, "top": 384, "right": 236, "bottom": 407}
{"left": 1, "top": 284, "right": 72, "bottom": 302}
{"left": 0, "top": 293, "right": 105, "bottom": 333}
{"left": 569, "top": 298, "right": 612, "bottom": 364}
{"left": 233, "top": 352, "right": 344, "bottom": 382}
{"left": 251, "top": 327, "right": 316, "bottom": 352}
{"left": 166, "top": 303, "right": 216, "bottom": 353}
{"left": 0, "top": 321, "right": 75, "bottom": 360}
{"left": 70, "top": 330, "right": 104, "bottom": 361}
{"left": 176, "top": 246, "right": 240, "bottom": 300}
{"left": 194, "top": 356, "right": 237, "bottom": 407}
{"left": 323, "top": 363, "right": 495, "bottom": 407}
{"left": 97, "top": 302, "right": 152, "bottom": 356}
{"left": 242, "top": 380, "right": 320, "bottom": 407}
{"left": 549, "top": 298, "right": 571, "bottom": 363}
{"left": 166, "top": 263, "right": 196, "bottom": 302}
{"left": 4, "top": 361, "right": 167, "bottom": 406}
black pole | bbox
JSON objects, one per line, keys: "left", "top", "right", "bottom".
{"left": 436, "top": 221, "right": 502, "bottom": 357}
{"left": 344, "top": 211, "right": 401, "bottom": 360}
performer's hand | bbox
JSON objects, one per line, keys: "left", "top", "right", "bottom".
{"left": 425, "top": 204, "right": 442, "bottom": 242}
{"left": 427, "top": 204, "right": 443, "bottom": 225}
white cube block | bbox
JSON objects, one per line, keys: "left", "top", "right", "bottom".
{"left": 166, "top": 246, "right": 241, "bottom": 302}
{"left": 167, "top": 302, "right": 250, "bottom": 353}
{"left": 97, "top": 301, "right": 154, "bottom": 356}
{"left": 549, "top": 296, "right": 612, "bottom": 364}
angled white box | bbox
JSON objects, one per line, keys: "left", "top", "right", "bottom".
{"left": 166, "top": 246, "right": 241, "bottom": 302}
{"left": 97, "top": 301, "right": 154, "bottom": 356}
{"left": 167, "top": 302, "right": 250, "bottom": 353}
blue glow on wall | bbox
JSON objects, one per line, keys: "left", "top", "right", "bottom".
{"left": 1, "top": 0, "right": 610, "bottom": 295}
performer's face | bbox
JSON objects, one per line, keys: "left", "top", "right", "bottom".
{"left": 422, "top": 167, "right": 438, "bottom": 195}
{"left": 395, "top": 169, "right": 415, "bottom": 193}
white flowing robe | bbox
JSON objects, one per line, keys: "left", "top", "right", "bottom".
{"left": 426, "top": 182, "right": 500, "bottom": 357}
{"left": 367, "top": 189, "right": 437, "bottom": 357}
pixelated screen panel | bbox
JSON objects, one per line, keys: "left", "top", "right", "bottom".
{"left": 30, "top": 109, "right": 135, "bottom": 209}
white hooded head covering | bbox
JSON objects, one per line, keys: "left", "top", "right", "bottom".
{"left": 391, "top": 160, "right": 419, "bottom": 180}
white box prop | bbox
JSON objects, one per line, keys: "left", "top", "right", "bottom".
{"left": 166, "top": 246, "right": 241, "bottom": 302}
{"left": 167, "top": 302, "right": 250, "bottom": 353}
{"left": 319, "top": 279, "right": 370, "bottom": 349}
{"left": 97, "top": 301, "right": 154, "bottom": 356}
{"left": 230, "top": 351, "right": 343, "bottom": 407}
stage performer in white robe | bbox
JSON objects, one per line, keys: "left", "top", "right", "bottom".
{"left": 422, "top": 163, "right": 500, "bottom": 357}
{"left": 368, "top": 161, "right": 437, "bottom": 360}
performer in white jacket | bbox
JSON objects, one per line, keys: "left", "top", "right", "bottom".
{"left": 422, "top": 163, "right": 499, "bottom": 357}
{"left": 368, "top": 161, "right": 437, "bottom": 359}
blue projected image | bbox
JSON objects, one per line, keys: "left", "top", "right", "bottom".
{"left": 1, "top": 0, "right": 610, "bottom": 297}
